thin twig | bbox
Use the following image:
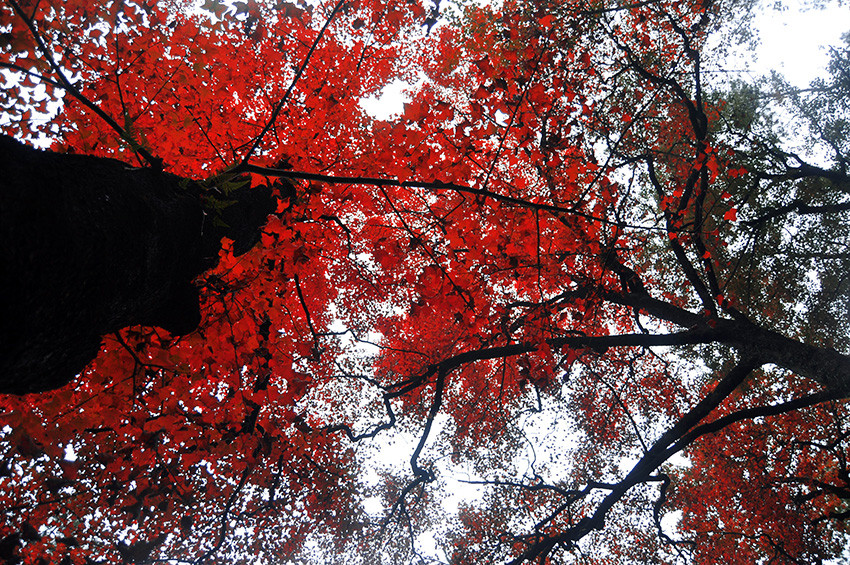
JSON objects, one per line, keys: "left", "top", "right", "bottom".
{"left": 241, "top": 0, "right": 347, "bottom": 164}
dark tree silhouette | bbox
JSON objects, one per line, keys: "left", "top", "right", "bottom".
{"left": 1, "top": 135, "right": 278, "bottom": 393}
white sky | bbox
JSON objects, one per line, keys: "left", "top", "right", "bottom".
{"left": 753, "top": 0, "right": 848, "bottom": 86}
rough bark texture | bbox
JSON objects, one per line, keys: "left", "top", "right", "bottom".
{"left": 0, "top": 135, "right": 278, "bottom": 394}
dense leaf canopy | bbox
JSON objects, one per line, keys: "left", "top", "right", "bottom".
{"left": 2, "top": 0, "right": 850, "bottom": 563}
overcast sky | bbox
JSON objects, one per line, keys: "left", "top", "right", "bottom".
{"left": 752, "top": 0, "right": 847, "bottom": 85}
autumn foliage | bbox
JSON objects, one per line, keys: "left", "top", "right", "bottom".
{"left": 2, "top": 0, "right": 850, "bottom": 563}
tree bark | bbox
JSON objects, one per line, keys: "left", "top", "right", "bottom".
{"left": 606, "top": 289, "right": 850, "bottom": 398}
{"left": 0, "top": 136, "right": 278, "bottom": 394}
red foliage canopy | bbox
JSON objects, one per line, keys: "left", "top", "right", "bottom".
{"left": 2, "top": 0, "right": 850, "bottom": 563}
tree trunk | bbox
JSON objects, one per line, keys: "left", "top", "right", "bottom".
{"left": 0, "top": 136, "right": 277, "bottom": 394}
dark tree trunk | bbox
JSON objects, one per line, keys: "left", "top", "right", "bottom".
{"left": 0, "top": 136, "right": 278, "bottom": 394}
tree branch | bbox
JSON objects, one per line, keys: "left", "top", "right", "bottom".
{"left": 241, "top": 0, "right": 347, "bottom": 164}
{"left": 509, "top": 357, "right": 760, "bottom": 563}
{"left": 6, "top": 0, "right": 161, "bottom": 169}
{"left": 234, "top": 163, "right": 671, "bottom": 231}
{"left": 744, "top": 199, "right": 850, "bottom": 227}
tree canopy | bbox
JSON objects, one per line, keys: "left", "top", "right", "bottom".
{"left": 2, "top": 0, "right": 850, "bottom": 563}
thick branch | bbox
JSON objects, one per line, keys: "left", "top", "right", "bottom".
{"left": 603, "top": 289, "right": 850, "bottom": 395}
{"left": 644, "top": 157, "right": 717, "bottom": 314}
{"left": 510, "top": 358, "right": 760, "bottom": 563}
{"left": 744, "top": 198, "right": 850, "bottom": 227}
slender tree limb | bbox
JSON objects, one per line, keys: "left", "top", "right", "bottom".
{"left": 744, "top": 199, "right": 850, "bottom": 227}
{"left": 241, "top": 0, "right": 347, "bottom": 164}
{"left": 509, "top": 357, "right": 760, "bottom": 564}
{"left": 667, "top": 389, "right": 837, "bottom": 457}
{"left": 236, "top": 163, "right": 671, "bottom": 231}
{"left": 193, "top": 463, "right": 253, "bottom": 565}
{"left": 6, "top": 0, "right": 161, "bottom": 168}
